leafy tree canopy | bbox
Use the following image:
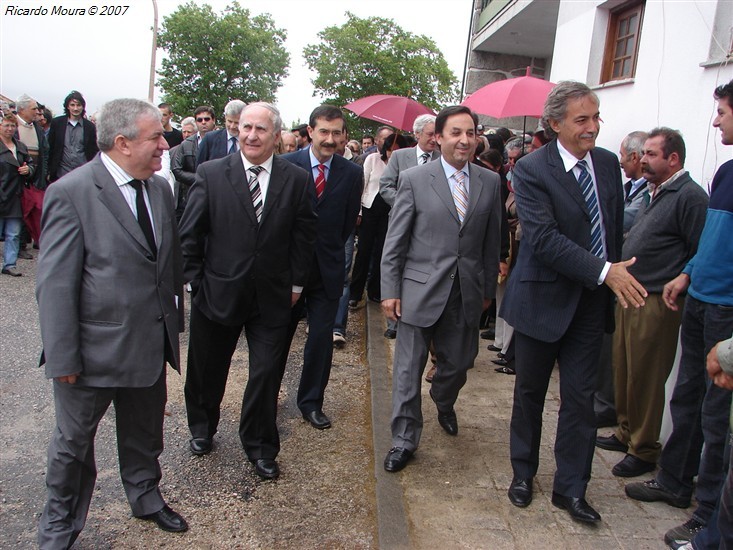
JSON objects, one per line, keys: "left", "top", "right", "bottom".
{"left": 304, "top": 12, "right": 459, "bottom": 136}
{"left": 157, "top": 1, "right": 289, "bottom": 118}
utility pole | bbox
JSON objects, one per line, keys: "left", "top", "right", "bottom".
{"left": 148, "top": 0, "right": 158, "bottom": 102}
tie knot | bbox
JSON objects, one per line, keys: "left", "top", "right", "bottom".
{"left": 128, "top": 179, "right": 144, "bottom": 192}
{"left": 454, "top": 170, "right": 466, "bottom": 184}
{"left": 317, "top": 164, "right": 325, "bottom": 175}
{"left": 249, "top": 165, "right": 264, "bottom": 176}
{"left": 577, "top": 159, "right": 588, "bottom": 171}
{"left": 420, "top": 152, "right": 430, "bottom": 164}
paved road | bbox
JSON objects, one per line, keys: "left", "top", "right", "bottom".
{"left": 1, "top": 246, "right": 689, "bottom": 548}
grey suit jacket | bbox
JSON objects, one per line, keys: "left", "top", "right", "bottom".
{"left": 500, "top": 141, "right": 623, "bottom": 342}
{"left": 379, "top": 147, "right": 440, "bottom": 206}
{"left": 381, "top": 159, "right": 502, "bottom": 328}
{"left": 36, "top": 155, "right": 184, "bottom": 387}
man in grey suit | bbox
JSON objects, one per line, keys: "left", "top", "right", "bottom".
{"left": 381, "top": 105, "right": 502, "bottom": 472}
{"left": 501, "top": 81, "right": 646, "bottom": 523}
{"left": 36, "top": 98, "right": 187, "bottom": 548}
{"left": 379, "top": 113, "right": 439, "bottom": 207}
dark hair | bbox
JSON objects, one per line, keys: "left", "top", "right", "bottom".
{"left": 158, "top": 102, "right": 172, "bottom": 112}
{"left": 41, "top": 107, "right": 53, "bottom": 123}
{"left": 435, "top": 105, "right": 478, "bottom": 135}
{"left": 380, "top": 133, "right": 409, "bottom": 162}
{"left": 63, "top": 90, "right": 86, "bottom": 117}
{"left": 532, "top": 129, "right": 550, "bottom": 146}
{"left": 494, "top": 127, "right": 512, "bottom": 143}
{"left": 309, "top": 105, "right": 344, "bottom": 129}
{"left": 194, "top": 105, "right": 215, "bottom": 119}
{"left": 714, "top": 79, "right": 733, "bottom": 110}
{"left": 648, "top": 127, "right": 686, "bottom": 165}
{"left": 486, "top": 134, "right": 504, "bottom": 151}
{"left": 362, "top": 134, "right": 374, "bottom": 142}
{"left": 478, "top": 148, "right": 504, "bottom": 171}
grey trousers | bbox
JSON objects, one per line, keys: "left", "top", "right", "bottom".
{"left": 391, "top": 280, "right": 478, "bottom": 450}
{"left": 38, "top": 370, "right": 167, "bottom": 550}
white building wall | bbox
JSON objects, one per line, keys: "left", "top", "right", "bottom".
{"left": 550, "top": 0, "right": 732, "bottom": 189}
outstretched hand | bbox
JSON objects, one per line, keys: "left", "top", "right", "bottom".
{"left": 604, "top": 257, "right": 647, "bottom": 309}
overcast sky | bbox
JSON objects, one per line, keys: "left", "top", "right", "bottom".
{"left": 0, "top": 0, "right": 473, "bottom": 125}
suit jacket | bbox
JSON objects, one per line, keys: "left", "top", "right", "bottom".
{"left": 36, "top": 155, "right": 184, "bottom": 387}
{"left": 47, "top": 116, "right": 99, "bottom": 182}
{"left": 381, "top": 159, "right": 502, "bottom": 328}
{"left": 14, "top": 121, "right": 49, "bottom": 190}
{"left": 281, "top": 148, "right": 363, "bottom": 299}
{"left": 379, "top": 147, "right": 440, "bottom": 206}
{"left": 196, "top": 128, "right": 234, "bottom": 166}
{"left": 171, "top": 134, "right": 199, "bottom": 188}
{"left": 0, "top": 138, "right": 35, "bottom": 216}
{"left": 501, "top": 140, "right": 623, "bottom": 342}
{"left": 179, "top": 153, "right": 317, "bottom": 326}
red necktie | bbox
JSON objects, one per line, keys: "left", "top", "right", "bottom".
{"left": 315, "top": 164, "right": 326, "bottom": 199}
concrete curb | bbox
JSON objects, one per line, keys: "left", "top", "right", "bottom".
{"left": 367, "top": 302, "right": 410, "bottom": 549}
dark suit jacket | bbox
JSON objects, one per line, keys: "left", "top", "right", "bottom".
{"left": 171, "top": 134, "right": 199, "bottom": 187}
{"left": 14, "top": 121, "right": 49, "bottom": 190}
{"left": 36, "top": 155, "right": 184, "bottom": 386}
{"left": 196, "top": 128, "right": 234, "bottom": 166}
{"left": 47, "top": 116, "right": 99, "bottom": 182}
{"left": 281, "top": 148, "right": 363, "bottom": 299}
{"left": 179, "top": 153, "right": 317, "bottom": 327}
{"left": 501, "top": 140, "right": 623, "bottom": 342}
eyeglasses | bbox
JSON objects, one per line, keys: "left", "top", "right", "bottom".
{"left": 196, "top": 117, "right": 212, "bottom": 122}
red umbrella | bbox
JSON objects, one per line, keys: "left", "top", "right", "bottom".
{"left": 344, "top": 95, "right": 436, "bottom": 132}
{"left": 461, "top": 67, "right": 556, "bottom": 120}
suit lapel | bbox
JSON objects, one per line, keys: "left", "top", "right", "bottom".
{"left": 261, "top": 158, "right": 287, "bottom": 225}
{"left": 145, "top": 176, "right": 166, "bottom": 256}
{"left": 93, "top": 160, "right": 153, "bottom": 255}
{"left": 225, "top": 154, "right": 258, "bottom": 224}
{"left": 548, "top": 141, "right": 589, "bottom": 217}
{"left": 591, "top": 148, "right": 618, "bottom": 228}
{"left": 462, "top": 164, "right": 485, "bottom": 226}
{"left": 430, "top": 163, "right": 460, "bottom": 224}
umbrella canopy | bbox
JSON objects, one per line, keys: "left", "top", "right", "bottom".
{"left": 461, "top": 67, "right": 556, "bottom": 119}
{"left": 344, "top": 95, "right": 435, "bottom": 132}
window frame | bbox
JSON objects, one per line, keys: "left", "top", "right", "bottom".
{"left": 601, "top": 1, "right": 645, "bottom": 83}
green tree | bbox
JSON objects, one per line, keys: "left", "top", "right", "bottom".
{"left": 157, "top": 1, "right": 289, "bottom": 117}
{"left": 303, "top": 12, "right": 459, "bottom": 136}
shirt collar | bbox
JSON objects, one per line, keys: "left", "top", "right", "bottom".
{"left": 415, "top": 145, "right": 430, "bottom": 159}
{"left": 556, "top": 139, "right": 593, "bottom": 173}
{"left": 240, "top": 152, "right": 274, "bottom": 174}
{"left": 308, "top": 147, "right": 333, "bottom": 171}
{"left": 440, "top": 157, "right": 469, "bottom": 181}
{"left": 100, "top": 152, "right": 136, "bottom": 187}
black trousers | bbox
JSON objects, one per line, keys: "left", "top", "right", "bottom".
{"left": 184, "top": 302, "right": 289, "bottom": 460}
{"left": 349, "top": 194, "right": 390, "bottom": 302}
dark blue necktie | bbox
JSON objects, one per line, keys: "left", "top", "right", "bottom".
{"left": 576, "top": 160, "right": 603, "bottom": 258}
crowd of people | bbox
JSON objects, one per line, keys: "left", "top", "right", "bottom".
{"left": 1, "top": 78, "right": 732, "bottom": 550}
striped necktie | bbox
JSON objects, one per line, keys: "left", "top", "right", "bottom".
{"left": 453, "top": 170, "right": 468, "bottom": 223}
{"left": 248, "top": 166, "right": 264, "bottom": 223}
{"left": 576, "top": 160, "right": 603, "bottom": 258}
{"left": 315, "top": 164, "right": 326, "bottom": 199}
{"left": 228, "top": 136, "right": 238, "bottom": 155}
{"left": 420, "top": 152, "right": 430, "bottom": 165}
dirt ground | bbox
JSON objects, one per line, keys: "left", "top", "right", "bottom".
{"left": 0, "top": 256, "right": 379, "bottom": 549}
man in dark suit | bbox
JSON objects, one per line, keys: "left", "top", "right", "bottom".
{"left": 280, "top": 105, "right": 363, "bottom": 430}
{"left": 380, "top": 105, "right": 502, "bottom": 472}
{"left": 36, "top": 98, "right": 187, "bottom": 548}
{"left": 196, "top": 99, "right": 246, "bottom": 165}
{"left": 47, "top": 90, "right": 98, "bottom": 182}
{"left": 501, "top": 81, "right": 647, "bottom": 523}
{"left": 179, "top": 102, "right": 317, "bottom": 479}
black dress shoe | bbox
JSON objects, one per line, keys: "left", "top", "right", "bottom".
{"left": 480, "top": 329, "right": 495, "bottom": 340}
{"left": 140, "top": 505, "right": 188, "bottom": 532}
{"left": 437, "top": 409, "right": 458, "bottom": 435}
{"left": 491, "top": 357, "right": 509, "bottom": 366}
{"left": 551, "top": 492, "right": 601, "bottom": 523}
{"left": 595, "top": 433, "right": 627, "bottom": 452}
{"left": 303, "top": 410, "right": 331, "bottom": 429}
{"left": 190, "top": 437, "right": 212, "bottom": 456}
{"left": 384, "top": 447, "right": 414, "bottom": 472}
{"left": 507, "top": 478, "right": 533, "bottom": 508}
{"left": 252, "top": 458, "right": 280, "bottom": 479}
{"left": 612, "top": 454, "right": 656, "bottom": 478}
{"left": 429, "top": 389, "right": 458, "bottom": 435}
{"left": 487, "top": 344, "right": 502, "bottom": 352}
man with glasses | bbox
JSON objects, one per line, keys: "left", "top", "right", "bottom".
{"left": 197, "top": 100, "right": 245, "bottom": 165}
{"left": 171, "top": 106, "right": 216, "bottom": 220}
